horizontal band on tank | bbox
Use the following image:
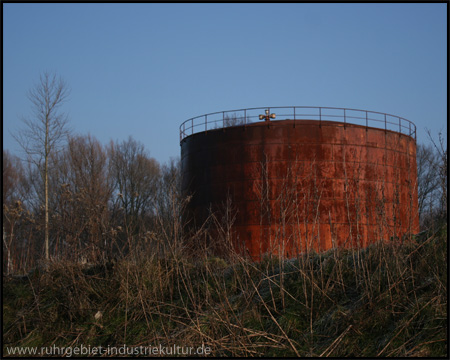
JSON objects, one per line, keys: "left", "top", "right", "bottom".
{"left": 181, "top": 142, "right": 416, "bottom": 159}
{"left": 189, "top": 221, "right": 416, "bottom": 228}
{"left": 188, "top": 206, "right": 416, "bottom": 224}
{"left": 228, "top": 224, "right": 415, "bottom": 231}
{"left": 181, "top": 164, "right": 417, "bottom": 179}
{"left": 187, "top": 198, "right": 417, "bottom": 207}
{"left": 181, "top": 134, "right": 416, "bottom": 158}
{"left": 182, "top": 176, "right": 417, "bottom": 190}
{"left": 181, "top": 161, "right": 416, "bottom": 177}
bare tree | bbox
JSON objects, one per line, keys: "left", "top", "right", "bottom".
{"left": 3, "top": 150, "right": 28, "bottom": 274}
{"left": 426, "top": 129, "right": 447, "bottom": 216}
{"left": 108, "top": 136, "right": 160, "bottom": 252}
{"left": 155, "top": 157, "right": 182, "bottom": 240}
{"left": 416, "top": 143, "right": 440, "bottom": 220}
{"left": 13, "top": 72, "right": 71, "bottom": 261}
{"left": 49, "top": 135, "right": 112, "bottom": 262}
{"left": 223, "top": 113, "right": 248, "bottom": 127}
{"left": 3, "top": 150, "right": 29, "bottom": 206}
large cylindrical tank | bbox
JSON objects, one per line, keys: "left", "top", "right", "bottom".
{"left": 180, "top": 107, "right": 419, "bottom": 260}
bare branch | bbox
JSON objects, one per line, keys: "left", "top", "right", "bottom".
{"left": 12, "top": 72, "right": 72, "bottom": 261}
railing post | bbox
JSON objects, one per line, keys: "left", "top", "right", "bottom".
{"left": 192, "top": 118, "right": 194, "bottom": 135}
{"left": 293, "top": 107, "right": 296, "bottom": 127}
{"left": 343, "top": 108, "right": 346, "bottom": 129}
{"left": 384, "top": 114, "right": 387, "bottom": 132}
{"left": 365, "top": 111, "right": 368, "bottom": 128}
{"left": 223, "top": 111, "right": 225, "bottom": 128}
{"left": 319, "top": 107, "right": 322, "bottom": 127}
{"left": 205, "top": 115, "right": 207, "bottom": 133}
{"left": 399, "top": 117, "right": 401, "bottom": 134}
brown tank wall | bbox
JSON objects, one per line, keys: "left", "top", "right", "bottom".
{"left": 181, "top": 120, "right": 419, "bottom": 260}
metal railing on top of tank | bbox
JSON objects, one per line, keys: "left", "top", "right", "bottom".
{"left": 179, "top": 106, "right": 417, "bottom": 142}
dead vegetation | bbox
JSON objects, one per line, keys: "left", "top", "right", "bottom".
{"left": 3, "top": 215, "right": 447, "bottom": 357}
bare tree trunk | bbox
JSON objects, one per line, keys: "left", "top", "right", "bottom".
{"left": 3, "top": 224, "right": 14, "bottom": 275}
{"left": 3, "top": 226, "right": 11, "bottom": 275}
{"left": 12, "top": 72, "right": 71, "bottom": 263}
{"left": 8, "top": 233, "right": 13, "bottom": 275}
{"left": 45, "top": 133, "right": 49, "bottom": 260}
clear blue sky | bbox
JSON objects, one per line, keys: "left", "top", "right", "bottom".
{"left": 3, "top": 3, "right": 447, "bottom": 164}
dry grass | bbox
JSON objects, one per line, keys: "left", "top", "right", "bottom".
{"left": 3, "top": 220, "right": 447, "bottom": 357}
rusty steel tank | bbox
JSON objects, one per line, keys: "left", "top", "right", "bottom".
{"left": 180, "top": 106, "right": 419, "bottom": 260}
